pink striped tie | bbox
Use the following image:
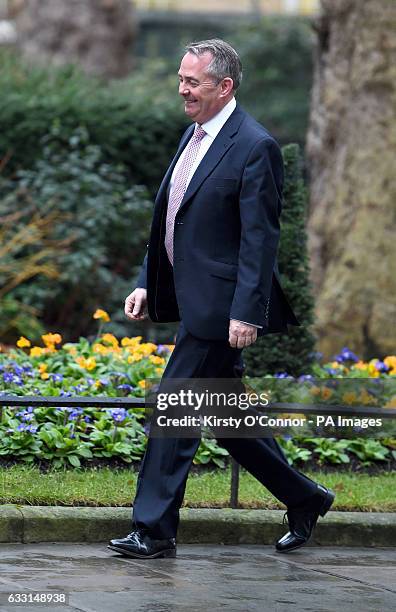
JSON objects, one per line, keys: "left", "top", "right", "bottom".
{"left": 165, "top": 125, "right": 206, "bottom": 265}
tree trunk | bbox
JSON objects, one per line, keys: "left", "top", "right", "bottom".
{"left": 13, "top": 0, "right": 136, "bottom": 79}
{"left": 306, "top": 0, "right": 396, "bottom": 360}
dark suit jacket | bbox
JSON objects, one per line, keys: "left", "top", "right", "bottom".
{"left": 136, "top": 103, "right": 300, "bottom": 340}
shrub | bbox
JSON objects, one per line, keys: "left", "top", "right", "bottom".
{"left": 0, "top": 50, "right": 187, "bottom": 192}
{"left": 0, "top": 125, "right": 153, "bottom": 342}
{"left": 0, "top": 202, "right": 69, "bottom": 341}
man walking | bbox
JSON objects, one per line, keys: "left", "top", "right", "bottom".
{"left": 108, "top": 39, "right": 334, "bottom": 559}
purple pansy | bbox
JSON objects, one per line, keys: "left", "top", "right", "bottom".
{"left": 375, "top": 361, "right": 389, "bottom": 373}
{"left": 108, "top": 408, "right": 127, "bottom": 423}
{"left": 116, "top": 384, "right": 134, "bottom": 393}
{"left": 324, "top": 367, "right": 338, "bottom": 376}
{"left": 333, "top": 347, "right": 359, "bottom": 363}
{"left": 49, "top": 373, "right": 64, "bottom": 383}
{"left": 298, "top": 374, "right": 314, "bottom": 382}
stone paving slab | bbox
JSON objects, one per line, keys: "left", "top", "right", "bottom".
{"left": 1, "top": 505, "right": 396, "bottom": 547}
{"left": 0, "top": 544, "right": 394, "bottom": 612}
{"left": 0, "top": 506, "right": 23, "bottom": 544}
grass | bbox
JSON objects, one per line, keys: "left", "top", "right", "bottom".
{"left": 0, "top": 465, "right": 395, "bottom": 511}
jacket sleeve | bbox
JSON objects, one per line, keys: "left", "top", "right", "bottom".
{"left": 230, "top": 137, "right": 284, "bottom": 327}
{"left": 136, "top": 251, "right": 148, "bottom": 289}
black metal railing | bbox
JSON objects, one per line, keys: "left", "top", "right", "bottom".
{"left": 1, "top": 395, "right": 395, "bottom": 508}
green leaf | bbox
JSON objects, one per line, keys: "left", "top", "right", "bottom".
{"left": 67, "top": 455, "right": 81, "bottom": 468}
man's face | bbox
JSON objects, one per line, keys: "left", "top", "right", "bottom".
{"left": 178, "top": 52, "right": 230, "bottom": 124}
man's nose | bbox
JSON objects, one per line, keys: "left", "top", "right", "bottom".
{"left": 179, "top": 82, "right": 189, "bottom": 96}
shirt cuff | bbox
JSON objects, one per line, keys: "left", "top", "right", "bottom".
{"left": 231, "top": 319, "right": 263, "bottom": 329}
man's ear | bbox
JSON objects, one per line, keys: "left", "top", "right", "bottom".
{"left": 220, "top": 77, "right": 234, "bottom": 98}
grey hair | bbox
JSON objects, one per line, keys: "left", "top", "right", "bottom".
{"left": 184, "top": 39, "right": 242, "bottom": 90}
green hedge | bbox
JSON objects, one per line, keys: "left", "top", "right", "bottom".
{"left": 0, "top": 14, "right": 313, "bottom": 184}
{"left": 0, "top": 51, "right": 188, "bottom": 192}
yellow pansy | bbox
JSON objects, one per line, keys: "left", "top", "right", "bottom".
{"left": 321, "top": 387, "right": 333, "bottom": 400}
{"left": 353, "top": 360, "right": 369, "bottom": 371}
{"left": 76, "top": 356, "right": 97, "bottom": 371}
{"left": 121, "top": 336, "right": 142, "bottom": 347}
{"left": 42, "top": 333, "right": 62, "bottom": 347}
{"left": 86, "top": 357, "right": 97, "bottom": 371}
{"left": 128, "top": 354, "right": 143, "bottom": 363}
{"left": 359, "top": 389, "right": 377, "bottom": 405}
{"left": 126, "top": 346, "right": 143, "bottom": 357}
{"left": 93, "top": 309, "right": 110, "bottom": 322}
{"left": 93, "top": 343, "right": 111, "bottom": 355}
{"left": 17, "top": 336, "right": 31, "bottom": 348}
{"left": 384, "top": 396, "right": 396, "bottom": 408}
{"left": 367, "top": 362, "right": 380, "bottom": 377}
{"left": 155, "top": 367, "right": 163, "bottom": 375}
{"left": 342, "top": 391, "right": 358, "bottom": 405}
{"left": 38, "top": 363, "right": 49, "bottom": 380}
{"left": 139, "top": 343, "right": 157, "bottom": 356}
{"left": 64, "top": 345, "right": 78, "bottom": 356}
{"left": 384, "top": 356, "right": 396, "bottom": 375}
{"left": 138, "top": 380, "right": 146, "bottom": 389}
{"left": 101, "top": 333, "right": 119, "bottom": 346}
{"left": 149, "top": 355, "right": 165, "bottom": 365}
{"left": 30, "top": 346, "right": 45, "bottom": 357}
{"left": 85, "top": 357, "right": 97, "bottom": 371}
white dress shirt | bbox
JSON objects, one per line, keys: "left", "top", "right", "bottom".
{"left": 169, "top": 97, "right": 262, "bottom": 330}
{"left": 169, "top": 97, "right": 237, "bottom": 194}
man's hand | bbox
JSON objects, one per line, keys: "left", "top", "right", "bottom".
{"left": 229, "top": 319, "right": 258, "bottom": 349}
{"left": 124, "top": 288, "right": 148, "bottom": 321}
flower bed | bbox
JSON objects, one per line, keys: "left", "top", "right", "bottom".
{"left": 1, "top": 311, "right": 395, "bottom": 470}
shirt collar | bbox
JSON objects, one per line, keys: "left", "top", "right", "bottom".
{"left": 198, "top": 97, "right": 237, "bottom": 140}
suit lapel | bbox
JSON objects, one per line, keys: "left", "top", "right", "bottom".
{"left": 178, "top": 105, "right": 245, "bottom": 213}
{"left": 154, "top": 104, "right": 245, "bottom": 213}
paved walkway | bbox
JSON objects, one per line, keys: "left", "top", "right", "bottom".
{"left": 0, "top": 544, "right": 394, "bottom": 611}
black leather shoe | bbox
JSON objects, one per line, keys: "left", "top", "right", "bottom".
{"left": 108, "top": 530, "right": 176, "bottom": 559}
{"left": 275, "top": 485, "right": 335, "bottom": 553}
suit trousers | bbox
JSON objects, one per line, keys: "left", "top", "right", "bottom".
{"left": 131, "top": 320, "right": 318, "bottom": 539}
